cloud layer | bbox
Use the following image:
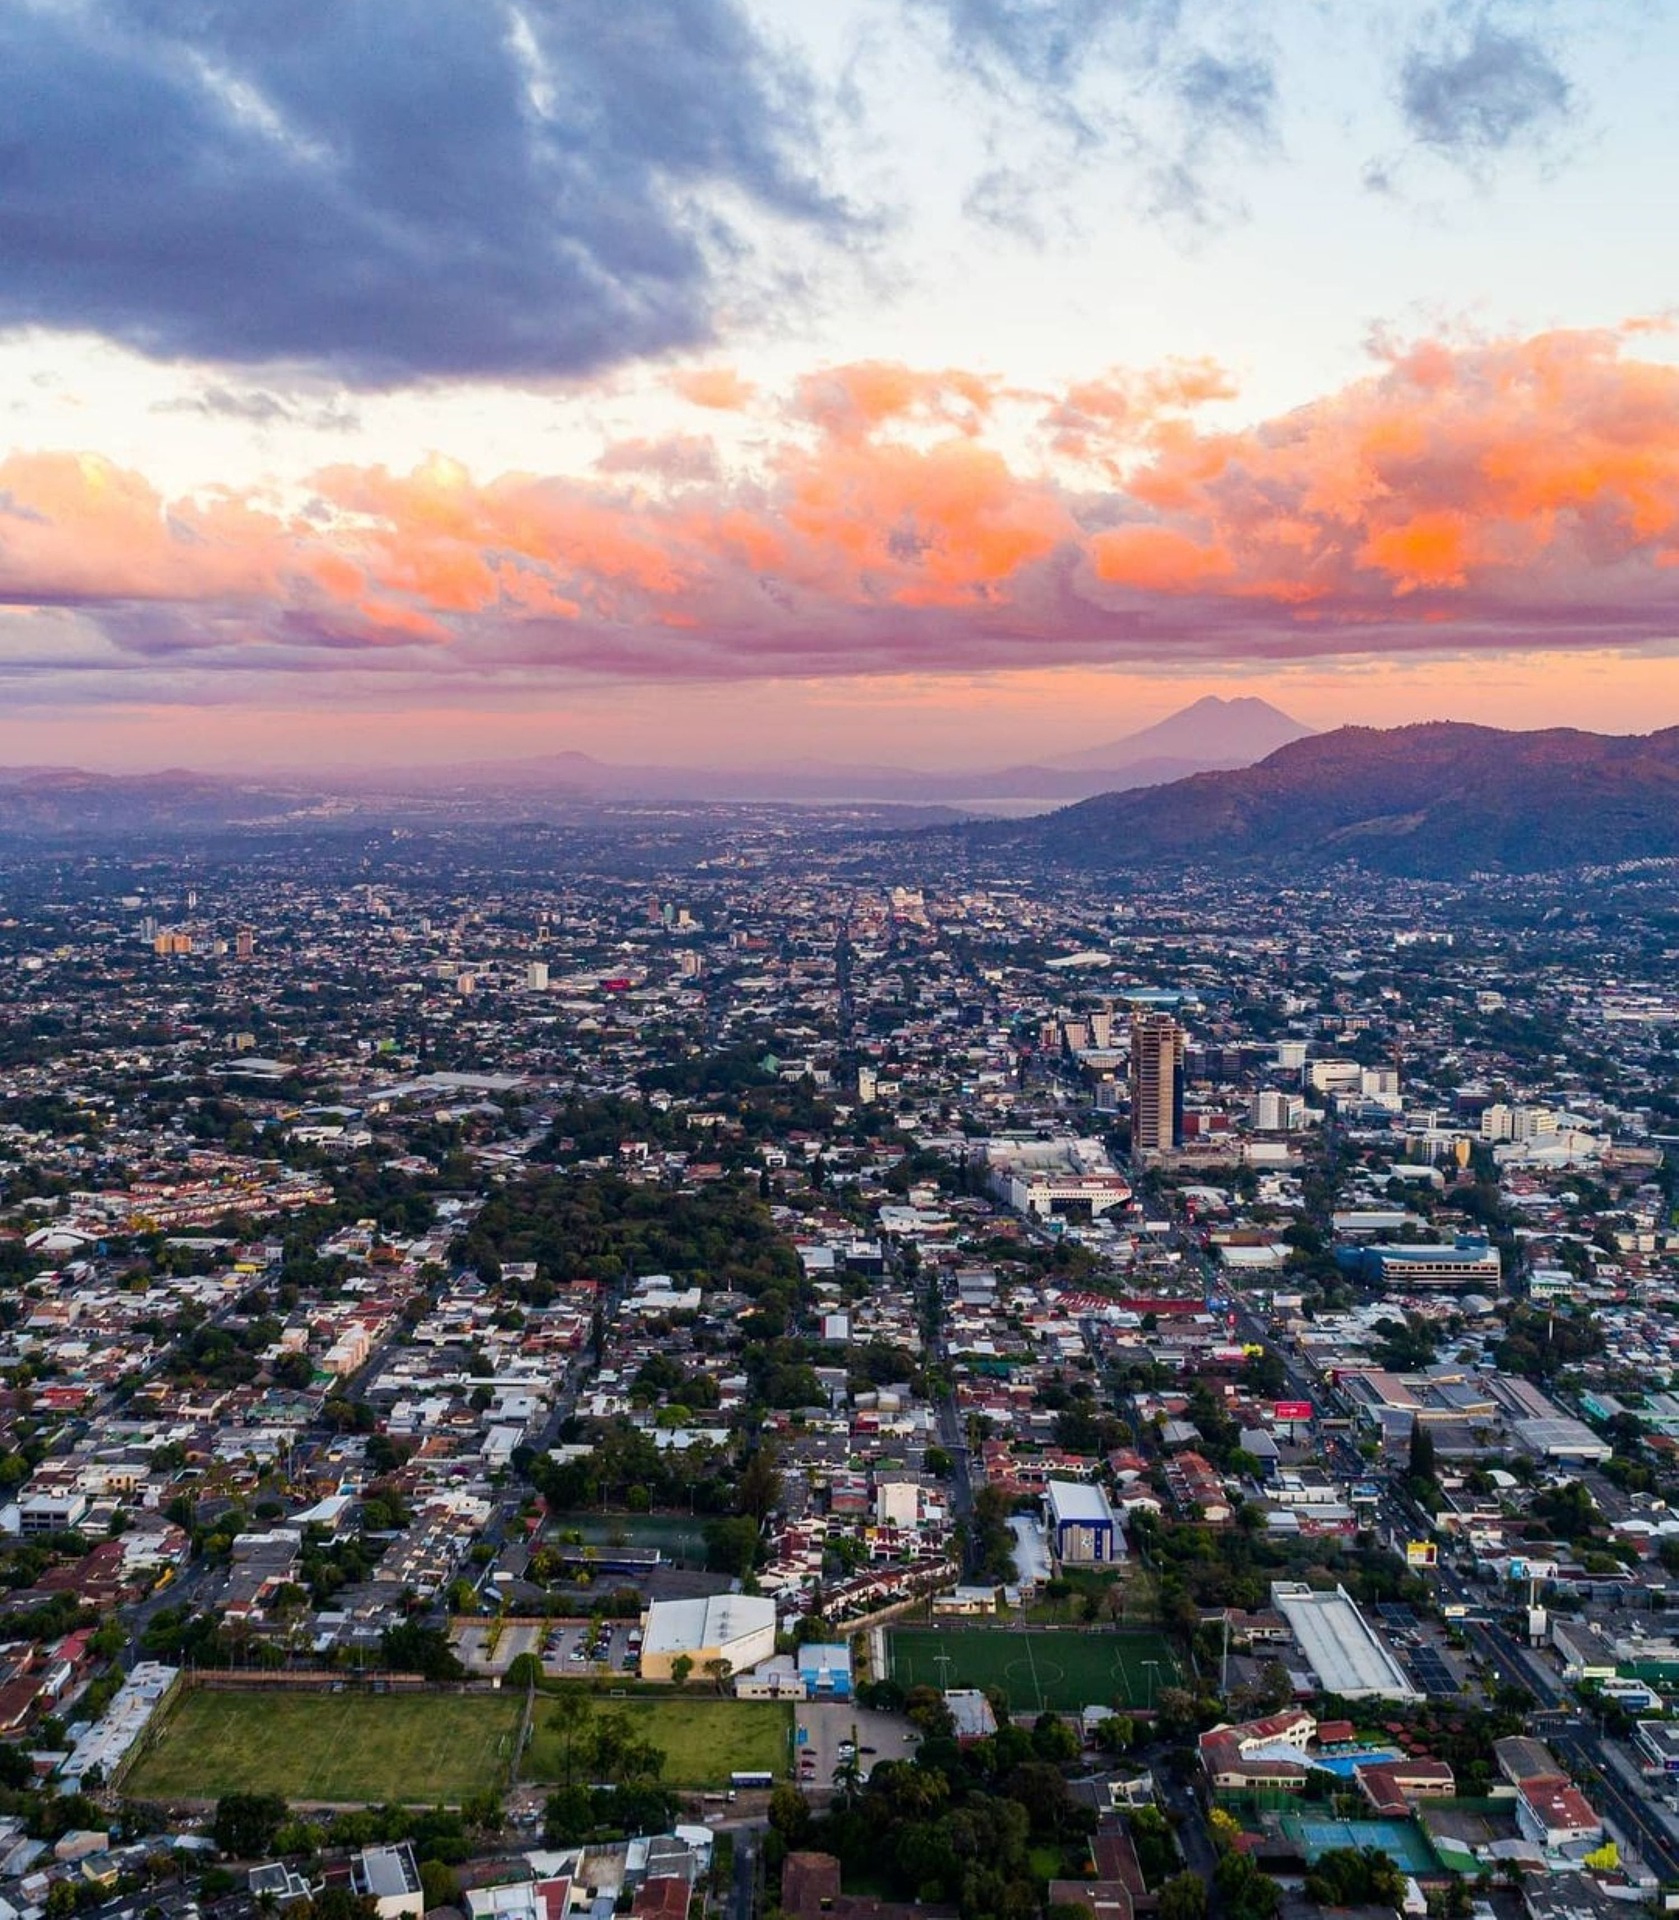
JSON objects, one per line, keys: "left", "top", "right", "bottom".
{"left": 4, "top": 329, "right": 1679, "bottom": 698}
{"left": 0, "top": 0, "right": 839, "bottom": 383}
{"left": 1399, "top": 13, "right": 1572, "bottom": 164}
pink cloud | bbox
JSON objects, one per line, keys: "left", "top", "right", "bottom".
{"left": 7, "top": 330, "right": 1679, "bottom": 696}
{"left": 669, "top": 367, "right": 757, "bottom": 411}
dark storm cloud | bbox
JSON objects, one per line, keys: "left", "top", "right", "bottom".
{"left": 1400, "top": 16, "right": 1572, "bottom": 159}
{"left": 0, "top": 0, "right": 843, "bottom": 384}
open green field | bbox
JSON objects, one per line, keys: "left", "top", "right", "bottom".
{"left": 124, "top": 1688, "right": 524, "bottom": 1804}
{"left": 524, "top": 1698, "right": 791, "bottom": 1789}
{"left": 888, "top": 1627, "right": 1179, "bottom": 1713}
{"left": 126, "top": 1688, "right": 792, "bottom": 1803}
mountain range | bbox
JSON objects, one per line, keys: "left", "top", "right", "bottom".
{"left": 0, "top": 695, "right": 1311, "bottom": 827}
{"left": 963, "top": 721, "right": 1679, "bottom": 877}
{"left": 326, "top": 693, "right": 1312, "bottom": 805}
{"left": 10, "top": 709, "right": 1678, "bottom": 877}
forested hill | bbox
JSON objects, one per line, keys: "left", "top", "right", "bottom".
{"left": 957, "top": 722, "right": 1679, "bottom": 876}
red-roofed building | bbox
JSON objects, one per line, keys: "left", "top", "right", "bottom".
{"left": 631, "top": 1880, "right": 691, "bottom": 1920}
{"left": 1516, "top": 1777, "right": 1604, "bottom": 1856}
{"left": 1048, "top": 1881, "right": 1131, "bottom": 1920}
{"left": 1355, "top": 1759, "right": 1455, "bottom": 1817}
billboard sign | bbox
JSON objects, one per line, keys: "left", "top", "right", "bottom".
{"left": 1273, "top": 1400, "right": 1313, "bottom": 1423}
{"left": 1406, "top": 1540, "right": 1438, "bottom": 1568}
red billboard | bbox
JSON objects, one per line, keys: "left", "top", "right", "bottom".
{"left": 1273, "top": 1400, "right": 1313, "bottom": 1423}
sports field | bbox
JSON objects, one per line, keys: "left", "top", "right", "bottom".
{"left": 525, "top": 1698, "right": 791, "bottom": 1789}
{"left": 124, "top": 1688, "right": 524, "bottom": 1803}
{"left": 888, "top": 1627, "right": 1179, "bottom": 1713}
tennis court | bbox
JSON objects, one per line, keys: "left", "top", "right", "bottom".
{"left": 1280, "top": 1814, "right": 1439, "bottom": 1874}
{"left": 888, "top": 1627, "right": 1178, "bottom": 1713}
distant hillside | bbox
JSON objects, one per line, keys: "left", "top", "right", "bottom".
{"left": 962, "top": 723, "right": 1679, "bottom": 876}
{"left": 0, "top": 767, "right": 300, "bottom": 835}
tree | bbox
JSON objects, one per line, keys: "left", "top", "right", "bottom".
{"left": 308, "top": 1891, "right": 378, "bottom": 1920}
{"left": 736, "top": 1444, "right": 784, "bottom": 1522}
{"left": 546, "top": 1685, "right": 595, "bottom": 1789}
{"left": 380, "top": 1622, "right": 464, "bottom": 1682}
{"left": 671, "top": 1653, "right": 694, "bottom": 1688}
{"left": 1159, "top": 1876, "right": 1207, "bottom": 1920}
{"left": 506, "top": 1652, "right": 542, "bottom": 1691}
{"left": 1304, "top": 1848, "right": 1405, "bottom": 1911}
{"left": 703, "top": 1656, "right": 734, "bottom": 1695}
{"left": 1030, "top": 1713, "right": 1079, "bottom": 1763}
{"left": 214, "top": 1792, "right": 289, "bottom": 1857}
{"left": 830, "top": 1750, "right": 864, "bottom": 1808}
{"left": 420, "top": 1862, "right": 460, "bottom": 1912}
{"left": 543, "top": 1785, "right": 594, "bottom": 1847}
{"left": 768, "top": 1783, "right": 812, "bottom": 1847}
{"left": 704, "top": 1515, "right": 761, "bottom": 1577}
{"left": 905, "top": 1685, "right": 956, "bottom": 1738}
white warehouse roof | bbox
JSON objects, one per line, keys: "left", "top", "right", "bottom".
{"left": 642, "top": 1594, "right": 777, "bottom": 1656}
{"left": 1046, "top": 1480, "right": 1118, "bottom": 1525}
{"left": 1271, "top": 1582, "right": 1418, "bottom": 1701}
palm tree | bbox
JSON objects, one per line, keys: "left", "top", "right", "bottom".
{"left": 830, "top": 1752, "right": 863, "bottom": 1808}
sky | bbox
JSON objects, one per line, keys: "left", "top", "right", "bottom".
{"left": 5, "top": 0, "right": 1679, "bottom": 771}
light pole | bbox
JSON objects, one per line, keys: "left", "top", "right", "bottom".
{"left": 1141, "top": 1659, "right": 1161, "bottom": 1710}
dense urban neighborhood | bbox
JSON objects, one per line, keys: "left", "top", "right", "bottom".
{"left": 0, "top": 815, "right": 1678, "bottom": 1920}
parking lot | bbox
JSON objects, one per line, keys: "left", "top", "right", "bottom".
{"left": 452, "top": 1617, "right": 642, "bottom": 1679}
{"left": 1376, "top": 1603, "right": 1473, "bottom": 1699}
{"left": 794, "top": 1701, "right": 920, "bottom": 1793}
{"left": 538, "top": 1619, "right": 641, "bottom": 1677}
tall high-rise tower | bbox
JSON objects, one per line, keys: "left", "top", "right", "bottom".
{"left": 1129, "top": 1012, "right": 1185, "bottom": 1160}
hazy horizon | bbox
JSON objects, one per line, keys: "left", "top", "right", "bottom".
{"left": 9, "top": 689, "right": 1679, "bottom": 782}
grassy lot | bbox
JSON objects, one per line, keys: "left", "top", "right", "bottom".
{"left": 124, "top": 1688, "right": 525, "bottom": 1804}
{"left": 888, "top": 1626, "right": 1180, "bottom": 1713}
{"left": 523, "top": 1697, "right": 791, "bottom": 1789}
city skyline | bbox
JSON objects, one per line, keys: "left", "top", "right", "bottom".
{"left": 4, "top": 2, "right": 1679, "bottom": 767}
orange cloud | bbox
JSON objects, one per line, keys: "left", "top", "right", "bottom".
{"left": 670, "top": 367, "right": 757, "bottom": 411}
{"left": 794, "top": 361, "right": 998, "bottom": 441}
{"left": 8, "top": 332, "right": 1679, "bottom": 689}
{"left": 1086, "top": 327, "right": 1679, "bottom": 625}
{"left": 1045, "top": 357, "right": 1237, "bottom": 469}
{"left": 1359, "top": 511, "right": 1475, "bottom": 591}
{"left": 1090, "top": 525, "right": 1232, "bottom": 592}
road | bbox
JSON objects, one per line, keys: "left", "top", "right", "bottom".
{"left": 730, "top": 1826, "right": 759, "bottom": 1920}
{"left": 1152, "top": 1759, "right": 1218, "bottom": 1883}
{"left": 1551, "top": 1721, "right": 1679, "bottom": 1882}
{"left": 1463, "top": 1617, "right": 1566, "bottom": 1706}
{"left": 937, "top": 1393, "right": 974, "bottom": 1525}
{"left": 1459, "top": 1617, "right": 1679, "bottom": 1881}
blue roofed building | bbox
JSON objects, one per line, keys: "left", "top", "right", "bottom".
{"left": 1333, "top": 1235, "right": 1501, "bottom": 1291}
{"left": 797, "top": 1642, "right": 852, "bottom": 1700}
{"left": 1045, "top": 1480, "right": 1122, "bottom": 1566}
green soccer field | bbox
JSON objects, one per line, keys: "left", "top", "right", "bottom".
{"left": 888, "top": 1627, "right": 1179, "bottom": 1713}
{"left": 123, "top": 1688, "right": 525, "bottom": 1804}
{"left": 524, "top": 1697, "right": 791, "bottom": 1789}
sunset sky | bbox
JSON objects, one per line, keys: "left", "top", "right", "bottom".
{"left": 5, "top": 0, "right": 1679, "bottom": 770}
